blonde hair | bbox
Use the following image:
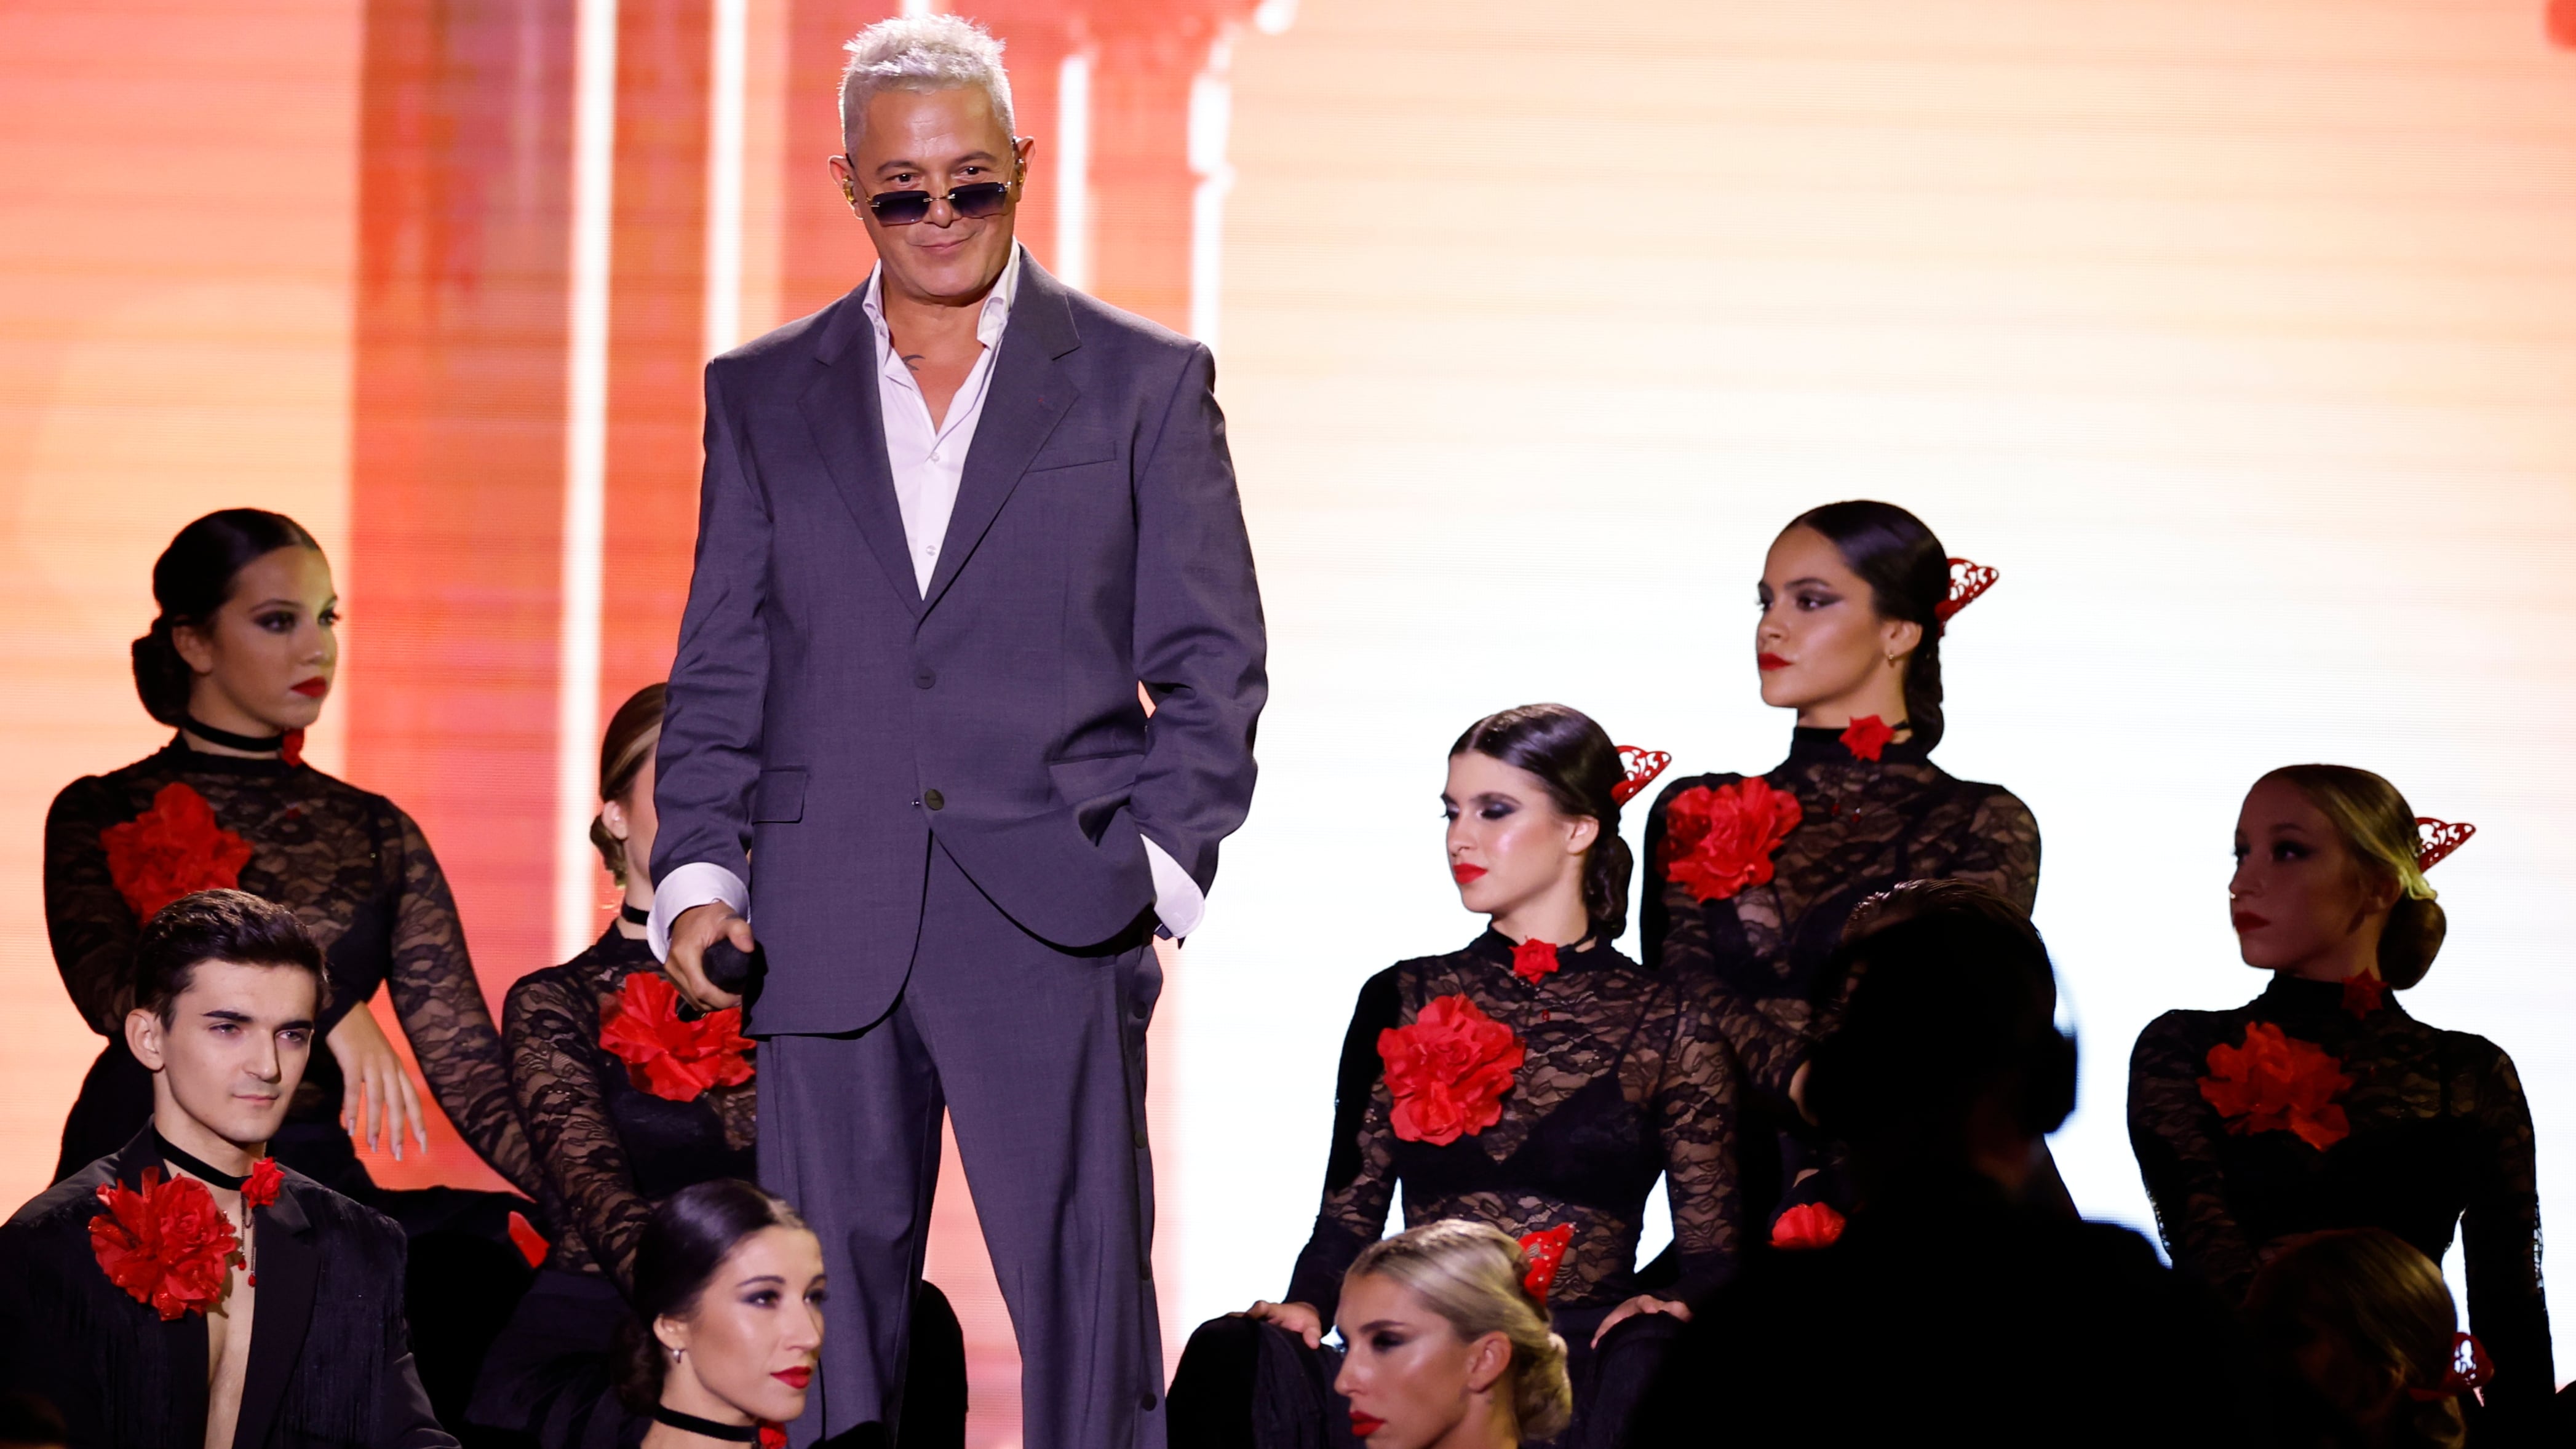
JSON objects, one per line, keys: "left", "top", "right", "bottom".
{"left": 1346, "top": 1221, "right": 1572, "bottom": 1441}
{"left": 2244, "top": 1229, "right": 2467, "bottom": 1449}
{"left": 2257, "top": 765, "right": 2446, "bottom": 987}
{"left": 590, "top": 684, "right": 666, "bottom": 885}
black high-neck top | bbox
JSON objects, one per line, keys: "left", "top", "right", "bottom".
{"left": 2130, "top": 974, "right": 2553, "bottom": 1426}
{"left": 1284, "top": 930, "right": 1740, "bottom": 1319}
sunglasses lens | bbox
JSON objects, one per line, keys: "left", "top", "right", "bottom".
{"left": 951, "top": 182, "right": 1011, "bottom": 218}
{"left": 869, "top": 190, "right": 932, "bottom": 224}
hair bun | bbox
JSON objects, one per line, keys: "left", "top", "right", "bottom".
{"left": 2380, "top": 895, "right": 2446, "bottom": 990}
{"left": 131, "top": 625, "right": 194, "bottom": 728}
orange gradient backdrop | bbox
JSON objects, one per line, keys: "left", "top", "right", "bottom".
{"left": 7, "top": 1, "right": 2576, "bottom": 1442}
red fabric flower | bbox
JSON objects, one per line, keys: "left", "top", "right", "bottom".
{"left": 241, "top": 1157, "right": 282, "bottom": 1211}
{"left": 1509, "top": 939, "right": 1560, "bottom": 985}
{"left": 599, "top": 972, "right": 756, "bottom": 1102}
{"left": 1378, "top": 994, "right": 1525, "bottom": 1146}
{"left": 1517, "top": 1223, "right": 1573, "bottom": 1306}
{"left": 2340, "top": 973, "right": 2388, "bottom": 1018}
{"left": 1838, "top": 715, "right": 1896, "bottom": 762}
{"left": 90, "top": 1168, "right": 239, "bottom": 1320}
{"left": 98, "top": 782, "right": 254, "bottom": 924}
{"left": 1659, "top": 779, "right": 1803, "bottom": 903}
{"left": 760, "top": 1427, "right": 787, "bottom": 1449}
{"left": 507, "top": 1210, "right": 550, "bottom": 1268}
{"left": 2200, "top": 1022, "right": 2353, "bottom": 1151}
{"left": 1771, "top": 1202, "right": 1847, "bottom": 1250}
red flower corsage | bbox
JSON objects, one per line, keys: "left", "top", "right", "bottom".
{"left": 1659, "top": 778, "right": 1803, "bottom": 903}
{"left": 90, "top": 1168, "right": 239, "bottom": 1320}
{"left": 1378, "top": 994, "right": 1525, "bottom": 1146}
{"left": 99, "top": 782, "right": 254, "bottom": 924}
{"left": 2340, "top": 973, "right": 2388, "bottom": 1018}
{"left": 2199, "top": 1022, "right": 2353, "bottom": 1151}
{"left": 760, "top": 1426, "right": 787, "bottom": 1449}
{"left": 241, "top": 1157, "right": 282, "bottom": 1211}
{"left": 600, "top": 972, "right": 756, "bottom": 1102}
{"left": 1838, "top": 715, "right": 1896, "bottom": 762}
{"left": 1509, "top": 938, "right": 1560, "bottom": 985}
{"left": 1771, "top": 1202, "right": 1846, "bottom": 1250}
{"left": 1516, "top": 1223, "right": 1573, "bottom": 1306}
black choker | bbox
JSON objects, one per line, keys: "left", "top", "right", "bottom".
{"left": 154, "top": 1129, "right": 253, "bottom": 1192}
{"left": 649, "top": 1406, "right": 762, "bottom": 1442}
{"left": 621, "top": 903, "right": 651, "bottom": 927}
{"left": 183, "top": 717, "right": 287, "bottom": 755}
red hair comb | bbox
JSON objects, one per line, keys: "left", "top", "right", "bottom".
{"left": 2406, "top": 1332, "right": 2493, "bottom": 1403}
{"left": 1612, "top": 747, "right": 1671, "bottom": 808}
{"left": 1932, "top": 558, "right": 1997, "bottom": 634}
{"left": 1517, "top": 1224, "right": 1573, "bottom": 1308}
{"left": 2415, "top": 818, "right": 2475, "bottom": 872}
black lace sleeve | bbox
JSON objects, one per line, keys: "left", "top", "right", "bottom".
{"left": 1284, "top": 969, "right": 1402, "bottom": 1322}
{"left": 503, "top": 972, "right": 643, "bottom": 1283}
{"left": 381, "top": 806, "right": 539, "bottom": 1198}
{"left": 2459, "top": 1041, "right": 2554, "bottom": 1426}
{"left": 1951, "top": 788, "right": 2042, "bottom": 915}
{"left": 1652, "top": 979, "right": 1745, "bottom": 1302}
{"left": 2127, "top": 1011, "right": 2259, "bottom": 1301}
{"left": 42, "top": 775, "right": 133, "bottom": 1036}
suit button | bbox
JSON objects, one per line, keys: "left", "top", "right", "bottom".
{"left": 923, "top": 788, "right": 945, "bottom": 811}
{"left": 913, "top": 668, "right": 936, "bottom": 689}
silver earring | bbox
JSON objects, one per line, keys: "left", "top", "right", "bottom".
{"left": 670, "top": 1346, "right": 685, "bottom": 1362}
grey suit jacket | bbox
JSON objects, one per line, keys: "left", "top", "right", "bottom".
{"left": 653, "top": 250, "right": 1267, "bottom": 1033}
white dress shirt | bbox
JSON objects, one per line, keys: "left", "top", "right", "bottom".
{"left": 652, "top": 248, "right": 1206, "bottom": 959}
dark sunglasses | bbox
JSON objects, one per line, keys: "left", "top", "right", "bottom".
{"left": 859, "top": 179, "right": 1016, "bottom": 226}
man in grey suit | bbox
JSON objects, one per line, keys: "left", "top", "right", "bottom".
{"left": 646, "top": 16, "right": 1266, "bottom": 1447}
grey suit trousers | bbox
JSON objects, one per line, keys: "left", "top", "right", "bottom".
{"left": 761, "top": 841, "right": 1166, "bottom": 1449}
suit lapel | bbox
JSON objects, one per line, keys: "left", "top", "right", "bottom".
{"left": 920, "top": 252, "right": 1084, "bottom": 613}
{"left": 795, "top": 283, "right": 925, "bottom": 617}
{"left": 232, "top": 1183, "right": 319, "bottom": 1449}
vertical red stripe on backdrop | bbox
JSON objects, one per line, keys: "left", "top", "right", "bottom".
{"left": 600, "top": 0, "right": 715, "bottom": 753}
{"left": 1087, "top": 9, "right": 1239, "bottom": 333}
{"left": 779, "top": 0, "right": 900, "bottom": 322}
{"left": 964, "top": 4, "right": 1070, "bottom": 274}
{"left": 349, "top": 0, "right": 577, "bottom": 1190}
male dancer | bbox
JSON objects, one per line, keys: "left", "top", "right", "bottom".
{"left": 650, "top": 14, "right": 1266, "bottom": 1447}
{"left": 0, "top": 889, "right": 451, "bottom": 1448}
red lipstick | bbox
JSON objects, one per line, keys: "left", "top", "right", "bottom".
{"left": 1757, "top": 653, "right": 1791, "bottom": 671}
{"left": 291, "top": 678, "right": 330, "bottom": 698}
{"left": 773, "top": 1367, "right": 812, "bottom": 1389}
{"left": 1349, "top": 1411, "right": 1385, "bottom": 1439}
{"left": 1450, "top": 863, "right": 1487, "bottom": 884}
{"left": 2230, "top": 910, "right": 2268, "bottom": 933}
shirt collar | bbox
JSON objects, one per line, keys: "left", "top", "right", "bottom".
{"left": 861, "top": 243, "right": 1023, "bottom": 360}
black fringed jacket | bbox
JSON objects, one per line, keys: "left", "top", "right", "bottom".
{"left": 0, "top": 1129, "right": 453, "bottom": 1448}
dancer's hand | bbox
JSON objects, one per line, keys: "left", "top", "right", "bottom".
{"left": 667, "top": 902, "right": 753, "bottom": 1011}
{"left": 1592, "top": 1293, "right": 1690, "bottom": 1347}
{"left": 329, "top": 1006, "right": 429, "bottom": 1161}
{"left": 1239, "top": 1300, "right": 1325, "bottom": 1349}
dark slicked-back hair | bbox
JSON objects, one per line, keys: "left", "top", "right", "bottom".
{"left": 133, "top": 889, "right": 328, "bottom": 1025}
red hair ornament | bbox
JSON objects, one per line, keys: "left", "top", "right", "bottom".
{"left": 1931, "top": 558, "right": 1997, "bottom": 635}
{"left": 1771, "top": 1202, "right": 1847, "bottom": 1250}
{"left": 2415, "top": 818, "right": 2473, "bottom": 873}
{"left": 2406, "top": 1332, "right": 2493, "bottom": 1405}
{"left": 1517, "top": 1223, "right": 1573, "bottom": 1306}
{"left": 1612, "top": 747, "right": 1672, "bottom": 807}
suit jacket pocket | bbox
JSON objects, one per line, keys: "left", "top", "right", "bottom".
{"left": 753, "top": 768, "right": 808, "bottom": 823}
{"left": 1025, "top": 423, "right": 1118, "bottom": 474}
{"left": 1049, "top": 752, "right": 1145, "bottom": 843}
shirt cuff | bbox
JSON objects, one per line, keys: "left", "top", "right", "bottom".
{"left": 649, "top": 863, "right": 749, "bottom": 963}
{"left": 1142, "top": 836, "right": 1206, "bottom": 940}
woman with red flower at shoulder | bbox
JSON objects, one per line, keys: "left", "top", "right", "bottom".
{"left": 1642, "top": 501, "right": 2043, "bottom": 1241}
{"left": 41, "top": 510, "right": 543, "bottom": 1423}
{"left": 1169, "top": 704, "right": 1740, "bottom": 1448}
{"left": 472, "top": 686, "right": 964, "bottom": 1449}
{"left": 2127, "top": 766, "right": 2553, "bottom": 1437}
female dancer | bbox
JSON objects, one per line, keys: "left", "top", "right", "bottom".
{"left": 616, "top": 1179, "right": 825, "bottom": 1448}
{"left": 1169, "top": 704, "right": 1735, "bottom": 1448}
{"left": 1644, "top": 499, "right": 2043, "bottom": 1229}
{"left": 474, "top": 685, "right": 964, "bottom": 1448}
{"left": 2129, "top": 765, "right": 2553, "bottom": 1435}
{"left": 42, "top": 509, "right": 544, "bottom": 1419}
{"left": 1335, "top": 1221, "right": 1575, "bottom": 1449}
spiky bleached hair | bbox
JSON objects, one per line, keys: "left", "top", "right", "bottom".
{"left": 838, "top": 15, "right": 1016, "bottom": 146}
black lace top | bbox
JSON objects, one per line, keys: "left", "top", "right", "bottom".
{"left": 43, "top": 741, "right": 538, "bottom": 1196}
{"left": 1284, "top": 931, "right": 1740, "bottom": 1320}
{"left": 504, "top": 927, "right": 756, "bottom": 1284}
{"left": 1643, "top": 727, "right": 2043, "bottom": 1110}
{"left": 2129, "top": 975, "right": 2554, "bottom": 1423}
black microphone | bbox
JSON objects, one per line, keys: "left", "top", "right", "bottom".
{"left": 702, "top": 936, "right": 766, "bottom": 994}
